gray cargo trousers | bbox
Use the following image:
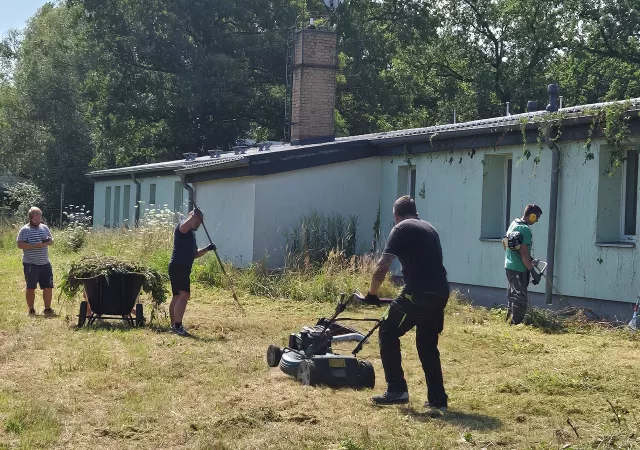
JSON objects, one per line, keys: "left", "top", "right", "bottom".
{"left": 506, "top": 269, "right": 529, "bottom": 325}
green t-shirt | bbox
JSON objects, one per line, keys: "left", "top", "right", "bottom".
{"left": 504, "top": 219, "right": 532, "bottom": 273}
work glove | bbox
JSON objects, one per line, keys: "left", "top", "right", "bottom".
{"left": 206, "top": 243, "right": 217, "bottom": 251}
{"left": 363, "top": 292, "right": 381, "bottom": 306}
{"left": 529, "top": 268, "right": 542, "bottom": 285}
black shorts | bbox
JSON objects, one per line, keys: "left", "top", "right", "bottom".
{"left": 23, "top": 263, "right": 54, "bottom": 290}
{"left": 168, "top": 263, "right": 192, "bottom": 295}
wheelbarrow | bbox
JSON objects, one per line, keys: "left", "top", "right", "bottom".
{"left": 77, "top": 273, "right": 145, "bottom": 328}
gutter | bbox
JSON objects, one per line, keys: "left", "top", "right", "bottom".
{"left": 175, "top": 158, "right": 249, "bottom": 176}
{"left": 367, "top": 111, "right": 640, "bottom": 148}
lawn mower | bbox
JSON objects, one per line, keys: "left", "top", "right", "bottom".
{"left": 266, "top": 291, "right": 391, "bottom": 388}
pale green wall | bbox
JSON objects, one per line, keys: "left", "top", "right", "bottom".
{"left": 379, "top": 138, "right": 640, "bottom": 304}
{"left": 92, "top": 175, "right": 188, "bottom": 227}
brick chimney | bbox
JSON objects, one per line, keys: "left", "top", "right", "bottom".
{"left": 290, "top": 23, "right": 338, "bottom": 145}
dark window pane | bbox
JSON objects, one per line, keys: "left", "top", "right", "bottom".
{"left": 624, "top": 150, "right": 638, "bottom": 236}
{"left": 149, "top": 184, "right": 156, "bottom": 205}
{"left": 410, "top": 169, "right": 416, "bottom": 199}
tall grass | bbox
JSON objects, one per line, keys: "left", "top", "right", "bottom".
{"left": 194, "top": 251, "right": 398, "bottom": 303}
{"left": 284, "top": 210, "right": 359, "bottom": 268}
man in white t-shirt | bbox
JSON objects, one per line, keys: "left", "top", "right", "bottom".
{"left": 16, "top": 207, "right": 55, "bottom": 317}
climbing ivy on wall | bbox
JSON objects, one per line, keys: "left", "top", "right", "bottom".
{"left": 515, "top": 101, "right": 637, "bottom": 175}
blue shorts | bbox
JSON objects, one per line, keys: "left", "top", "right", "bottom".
{"left": 23, "top": 263, "right": 54, "bottom": 289}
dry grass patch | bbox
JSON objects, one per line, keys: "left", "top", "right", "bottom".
{"left": 1, "top": 229, "right": 640, "bottom": 448}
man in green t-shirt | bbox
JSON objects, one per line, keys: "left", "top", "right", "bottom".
{"left": 503, "top": 204, "right": 543, "bottom": 324}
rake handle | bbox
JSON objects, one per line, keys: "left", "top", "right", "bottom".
{"left": 194, "top": 202, "right": 245, "bottom": 315}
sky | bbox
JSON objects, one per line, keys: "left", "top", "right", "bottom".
{"left": 0, "top": 0, "right": 48, "bottom": 36}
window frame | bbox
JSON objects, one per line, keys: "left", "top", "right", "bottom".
{"left": 408, "top": 166, "right": 416, "bottom": 199}
{"left": 149, "top": 183, "right": 157, "bottom": 205}
{"left": 620, "top": 150, "right": 639, "bottom": 242}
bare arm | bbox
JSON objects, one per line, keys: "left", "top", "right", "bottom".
{"left": 519, "top": 244, "right": 533, "bottom": 270}
{"left": 17, "top": 241, "right": 45, "bottom": 250}
{"left": 194, "top": 248, "right": 209, "bottom": 258}
{"left": 179, "top": 216, "right": 196, "bottom": 234}
{"left": 368, "top": 254, "right": 396, "bottom": 295}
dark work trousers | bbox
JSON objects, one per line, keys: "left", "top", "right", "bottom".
{"left": 378, "top": 292, "right": 448, "bottom": 407}
{"left": 506, "top": 269, "right": 530, "bottom": 325}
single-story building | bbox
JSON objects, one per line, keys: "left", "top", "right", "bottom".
{"left": 88, "top": 160, "right": 190, "bottom": 227}
{"left": 87, "top": 24, "right": 640, "bottom": 318}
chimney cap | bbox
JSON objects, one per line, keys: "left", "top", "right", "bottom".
{"left": 527, "top": 100, "right": 537, "bottom": 112}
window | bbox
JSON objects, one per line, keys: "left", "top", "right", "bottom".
{"left": 480, "top": 155, "right": 512, "bottom": 239}
{"left": 104, "top": 186, "right": 111, "bottom": 227}
{"left": 623, "top": 150, "right": 638, "bottom": 239}
{"left": 397, "top": 166, "right": 417, "bottom": 199}
{"left": 113, "top": 186, "right": 121, "bottom": 226}
{"left": 597, "top": 148, "right": 638, "bottom": 242}
{"left": 173, "top": 181, "right": 184, "bottom": 216}
{"left": 123, "top": 185, "right": 131, "bottom": 224}
{"left": 149, "top": 183, "right": 156, "bottom": 205}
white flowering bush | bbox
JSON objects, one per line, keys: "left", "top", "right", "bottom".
{"left": 59, "top": 205, "right": 92, "bottom": 252}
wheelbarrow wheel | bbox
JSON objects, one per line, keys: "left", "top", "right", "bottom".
{"left": 358, "top": 360, "right": 375, "bottom": 389}
{"left": 78, "top": 301, "right": 88, "bottom": 328}
{"left": 135, "top": 304, "right": 144, "bottom": 327}
{"left": 297, "top": 360, "right": 318, "bottom": 386}
{"left": 266, "top": 345, "right": 283, "bottom": 367}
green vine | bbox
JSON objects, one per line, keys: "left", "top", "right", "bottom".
{"left": 601, "top": 101, "right": 633, "bottom": 174}
{"left": 402, "top": 144, "right": 413, "bottom": 166}
{"left": 419, "top": 181, "right": 426, "bottom": 199}
{"left": 372, "top": 202, "right": 381, "bottom": 253}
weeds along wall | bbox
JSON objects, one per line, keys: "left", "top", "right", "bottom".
{"left": 379, "top": 137, "right": 640, "bottom": 305}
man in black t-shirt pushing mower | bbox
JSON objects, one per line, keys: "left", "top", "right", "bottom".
{"left": 362, "top": 196, "right": 450, "bottom": 414}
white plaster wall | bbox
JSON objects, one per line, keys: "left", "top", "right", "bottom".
{"left": 193, "top": 177, "right": 256, "bottom": 267}
{"left": 253, "top": 158, "right": 382, "bottom": 267}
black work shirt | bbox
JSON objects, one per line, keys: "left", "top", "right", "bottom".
{"left": 170, "top": 221, "right": 197, "bottom": 266}
{"left": 383, "top": 218, "right": 449, "bottom": 297}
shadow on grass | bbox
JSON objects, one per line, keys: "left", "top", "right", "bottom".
{"left": 399, "top": 407, "right": 502, "bottom": 430}
{"left": 146, "top": 322, "right": 228, "bottom": 343}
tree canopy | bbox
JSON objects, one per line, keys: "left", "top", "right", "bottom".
{"left": 1, "top": 0, "right": 640, "bottom": 214}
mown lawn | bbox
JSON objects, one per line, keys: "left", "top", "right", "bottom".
{"left": 1, "top": 226, "right": 640, "bottom": 449}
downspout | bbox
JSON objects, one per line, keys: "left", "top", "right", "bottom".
{"left": 131, "top": 173, "right": 141, "bottom": 226}
{"left": 545, "top": 142, "right": 560, "bottom": 305}
{"left": 179, "top": 172, "right": 194, "bottom": 211}
{"left": 545, "top": 84, "right": 560, "bottom": 305}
